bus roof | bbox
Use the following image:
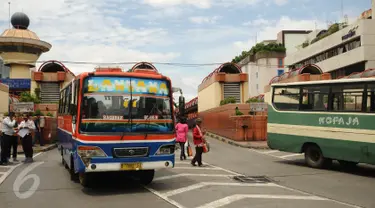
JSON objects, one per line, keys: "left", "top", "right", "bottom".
{"left": 74, "top": 71, "right": 171, "bottom": 81}
{"left": 270, "top": 77, "right": 375, "bottom": 87}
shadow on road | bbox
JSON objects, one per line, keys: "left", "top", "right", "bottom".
{"left": 275, "top": 159, "right": 375, "bottom": 178}
{"left": 81, "top": 172, "right": 148, "bottom": 196}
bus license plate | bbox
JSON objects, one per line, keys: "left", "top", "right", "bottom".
{"left": 121, "top": 163, "right": 142, "bottom": 170}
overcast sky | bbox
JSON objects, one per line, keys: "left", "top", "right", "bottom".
{"left": 0, "top": 0, "right": 371, "bottom": 101}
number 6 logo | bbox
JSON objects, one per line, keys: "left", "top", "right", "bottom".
{"left": 13, "top": 162, "right": 44, "bottom": 199}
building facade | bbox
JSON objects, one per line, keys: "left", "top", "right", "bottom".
{"left": 285, "top": 14, "right": 375, "bottom": 79}
{"left": 198, "top": 63, "right": 248, "bottom": 112}
{"left": 240, "top": 51, "right": 285, "bottom": 97}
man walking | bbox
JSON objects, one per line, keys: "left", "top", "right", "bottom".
{"left": 18, "top": 114, "right": 36, "bottom": 163}
{"left": 1, "top": 112, "right": 16, "bottom": 166}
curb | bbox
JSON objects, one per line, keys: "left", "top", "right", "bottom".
{"left": 17, "top": 143, "right": 57, "bottom": 154}
{"left": 206, "top": 132, "right": 270, "bottom": 150}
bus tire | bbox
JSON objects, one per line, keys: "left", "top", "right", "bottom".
{"left": 139, "top": 170, "right": 155, "bottom": 185}
{"left": 338, "top": 160, "right": 358, "bottom": 170}
{"left": 69, "top": 157, "right": 79, "bottom": 182}
{"left": 79, "top": 173, "right": 93, "bottom": 188}
{"left": 304, "top": 144, "right": 331, "bottom": 169}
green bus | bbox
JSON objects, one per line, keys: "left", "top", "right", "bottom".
{"left": 265, "top": 77, "right": 375, "bottom": 169}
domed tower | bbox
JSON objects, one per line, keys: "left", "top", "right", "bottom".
{"left": 0, "top": 12, "right": 51, "bottom": 95}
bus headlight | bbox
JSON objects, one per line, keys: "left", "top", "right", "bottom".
{"left": 78, "top": 146, "right": 107, "bottom": 158}
{"left": 77, "top": 146, "right": 107, "bottom": 166}
{"left": 155, "top": 144, "right": 175, "bottom": 155}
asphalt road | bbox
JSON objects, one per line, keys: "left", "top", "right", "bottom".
{"left": 0, "top": 135, "right": 374, "bottom": 208}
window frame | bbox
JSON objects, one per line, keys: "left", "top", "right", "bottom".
{"left": 271, "top": 81, "right": 374, "bottom": 113}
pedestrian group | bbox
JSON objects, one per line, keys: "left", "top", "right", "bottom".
{"left": 0, "top": 112, "right": 45, "bottom": 166}
{"left": 175, "top": 117, "right": 209, "bottom": 167}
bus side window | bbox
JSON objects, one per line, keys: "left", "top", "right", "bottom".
{"left": 332, "top": 83, "right": 364, "bottom": 112}
{"left": 366, "top": 84, "right": 375, "bottom": 112}
{"left": 301, "top": 86, "right": 329, "bottom": 111}
{"left": 272, "top": 86, "right": 300, "bottom": 111}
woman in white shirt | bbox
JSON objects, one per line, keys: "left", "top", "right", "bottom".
{"left": 18, "top": 114, "right": 36, "bottom": 163}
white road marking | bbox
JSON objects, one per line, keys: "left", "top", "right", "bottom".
{"left": 144, "top": 186, "right": 186, "bottom": 208}
{"left": 153, "top": 174, "right": 237, "bottom": 182}
{"left": 0, "top": 152, "right": 44, "bottom": 186}
{"left": 147, "top": 150, "right": 361, "bottom": 208}
{"left": 263, "top": 150, "right": 280, "bottom": 154}
{"left": 279, "top": 154, "right": 303, "bottom": 159}
{"left": 196, "top": 194, "right": 328, "bottom": 208}
{"left": 163, "top": 182, "right": 279, "bottom": 197}
{"left": 173, "top": 167, "right": 220, "bottom": 170}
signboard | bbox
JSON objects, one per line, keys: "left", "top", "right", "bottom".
{"left": 342, "top": 26, "right": 358, "bottom": 41}
{"left": 12, "top": 102, "right": 34, "bottom": 113}
{"left": 250, "top": 102, "right": 268, "bottom": 112}
{"left": 0, "top": 79, "right": 31, "bottom": 90}
{"left": 86, "top": 76, "right": 170, "bottom": 96}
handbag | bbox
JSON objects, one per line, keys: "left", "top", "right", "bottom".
{"left": 202, "top": 142, "right": 210, "bottom": 153}
{"left": 186, "top": 142, "right": 193, "bottom": 157}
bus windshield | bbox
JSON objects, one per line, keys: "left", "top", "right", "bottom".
{"left": 79, "top": 76, "right": 173, "bottom": 134}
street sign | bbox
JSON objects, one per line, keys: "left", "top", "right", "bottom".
{"left": 12, "top": 102, "right": 34, "bottom": 113}
{"left": 250, "top": 102, "right": 267, "bottom": 112}
{"left": 0, "top": 79, "right": 31, "bottom": 90}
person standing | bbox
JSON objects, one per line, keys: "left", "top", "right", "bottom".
{"left": 175, "top": 117, "right": 188, "bottom": 160}
{"left": 191, "top": 118, "right": 206, "bottom": 167}
{"left": 34, "top": 114, "right": 44, "bottom": 146}
{"left": 1, "top": 112, "right": 16, "bottom": 166}
{"left": 8, "top": 115, "right": 19, "bottom": 162}
{"left": 18, "top": 114, "right": 36, "bottom": 163}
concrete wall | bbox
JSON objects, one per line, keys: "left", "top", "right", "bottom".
{"left": 284, "top": 33, "right": 310, "bottom": 56}
{"left": 9, "top": 64, "right": 31, "bottom": 79}
{"left": 0, "top": 83, "right": 9, "bottom": 114}
{"left": 0, "top": 52, "right": 39, "bottom": 68}
{"left": 198, "top": 103, "right": 267, "bottom": 141}
{"left": 285, "top": 19, "right": 375, "bottom": 72}
{"left": 198, "top": 82, "right": 221, "bottom": 112}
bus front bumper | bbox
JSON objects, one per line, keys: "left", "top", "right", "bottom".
{"left": 84, "top": 160, "right": 174, "bottom": 172}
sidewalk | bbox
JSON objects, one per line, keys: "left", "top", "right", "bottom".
{"left": 16, "top": 143, "right": 57, "bottom": 154}
{"left": 205, "top": 132, "right": 269, "bottom": 150}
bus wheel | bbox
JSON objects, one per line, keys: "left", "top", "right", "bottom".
{"left": 338, "top": 160, "right": 358, "bottom": 170}
{"left": 304, "top": 145, "right": 331, "bottom": 169}
{"left": 139, "top": 170, "right": 155, "bottom": 185}
{"left": 79, "top": 173, "right": 93, "bottom": 188}
{"left": 69, "top": 157, "right": 79, "bottom": 182}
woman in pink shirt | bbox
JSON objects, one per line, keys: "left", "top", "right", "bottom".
{"left": 175, "top": 117, "right": 189, "bottom": 160}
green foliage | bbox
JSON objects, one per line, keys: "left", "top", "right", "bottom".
{"left": 19, "top": 92, "right": 40, "bottom": 104}
{"left": 235, "top": 107, "right": 244, "bottom": 116}
{"left": 127, "top": 69, "right": 132, "bottom": 72}
{"left": 310, "top": 22, "right": 345, "bottom": 45}
{"left": 220, "top": 97, "right": 236, "bottom": 106}
{"left": 34, "top": 88, "right": 41, "bottom": 100}
{"left": 47, "top": 112, "right": 53, "bottom": 117}
{"left": 246, "top": 97, "right": 261, "bottom": 103}
{"left": 302, "top": 41, "right": 309, "bottom": 48}
{"left": 33, "top": 109, "right": 44, "bottom": 116}
{"left": 232, "top": 42, "right": 286, "bottom": 63}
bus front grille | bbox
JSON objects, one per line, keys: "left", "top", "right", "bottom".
{"left": 113, "top": 147, "right": 149, "bottom": 158}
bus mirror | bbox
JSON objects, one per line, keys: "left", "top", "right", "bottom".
{"left": 178, "top": 96, "right": 185, "bottom": 116}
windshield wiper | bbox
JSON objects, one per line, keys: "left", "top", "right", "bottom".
{"left": 141, "top": 103, "right": 160, "bottom": 140}
{"left": 120, "top": 91, "right": 132, "bottom": 140}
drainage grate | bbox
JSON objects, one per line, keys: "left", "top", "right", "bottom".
{"left": 232, "top": 176, "right": 274, "bottom": 183}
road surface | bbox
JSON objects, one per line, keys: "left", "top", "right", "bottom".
{"left": 0, "top": 136, "right": 374, "bottom": 208}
